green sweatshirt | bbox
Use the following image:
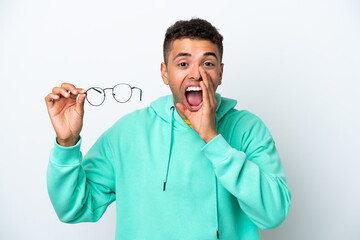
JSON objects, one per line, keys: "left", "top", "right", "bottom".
{"left": 47, "top": 94, "right": 291, "bottom": 239}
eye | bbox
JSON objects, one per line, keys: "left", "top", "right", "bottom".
{"left": 178, "top": 62, "right": 187, "bottom": 67}
{"left": 204, "top": 62, "right": 214, "bottom": 67}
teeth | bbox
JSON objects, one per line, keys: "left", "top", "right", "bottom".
{"left": 186, "top": 86, "right": 202, "bottom": 91}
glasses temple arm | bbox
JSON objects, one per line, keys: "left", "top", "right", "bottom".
{"left": 132, "top": 87, "right": 142, "bottom": 101}
{"left": 86, "top": 88, "right": 102, "bottom": 94}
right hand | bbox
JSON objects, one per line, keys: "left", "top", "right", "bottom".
{"left": 45, "top": 83, "right": 87, "bottom": 147}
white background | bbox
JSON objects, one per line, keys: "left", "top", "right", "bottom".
{"left": 1, "top": 0, "right": 359, "bottom": 239}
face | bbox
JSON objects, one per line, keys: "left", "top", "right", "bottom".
{"left": 161, "top": 38, "right": 224, "bottom": 113}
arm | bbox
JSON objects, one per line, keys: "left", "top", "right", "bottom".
{"left": 45, "top": 83, "right": 115, "bottom": 223}
{"left": 47, "top": 135, "right": 116, "bottom": 223}
{"left": 202, "top": 119, "right": 291, "bottom": 229}
{"left": 177, "top": 68, "right": 291, "bottom": 228}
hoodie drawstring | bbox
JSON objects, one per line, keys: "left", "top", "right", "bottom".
{"left": 162, "top": 106, "right": 220, "bottom": 239}
{"left": 215, "top": 176, "right": 219, "bottom": 239}
{"left": 163, "top": 106, "right": 175, "bottom": 191}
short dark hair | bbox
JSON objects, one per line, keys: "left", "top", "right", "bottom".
{"left": 163, "top": 18, "right": 224, "bottom": 65}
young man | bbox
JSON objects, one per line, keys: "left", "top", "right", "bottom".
{"left": 45, "top": 19, "right": 291, "bottom": 240}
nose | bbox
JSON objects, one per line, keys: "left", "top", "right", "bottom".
{"left": 188, "top": 65, "right": 201, "bottom": 81}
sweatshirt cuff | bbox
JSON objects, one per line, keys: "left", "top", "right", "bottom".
{"left": 202, "top": 134, "right": 238, "bottom": 166}
{"left": 50, "top": 137, "right": 82, "bottom": 165}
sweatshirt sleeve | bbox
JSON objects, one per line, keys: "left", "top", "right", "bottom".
{"left": 47, "top": 134, "right": 116, "bottom": 223}
{"left": 202, "top": 119, "right": 291, "bottom": 230}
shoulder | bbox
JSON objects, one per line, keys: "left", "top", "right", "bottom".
{"left": 219, "top": 109, "right": 272, "bottom": 147}
{"left": 222, "top": 109, "right": 267, "bottom": 130}
{"left": 104, "top": 106, "right": 156, "bottom": 138}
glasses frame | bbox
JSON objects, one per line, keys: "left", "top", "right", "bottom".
{"left": 85, "top": 83, "right": 142, "bottom": 107}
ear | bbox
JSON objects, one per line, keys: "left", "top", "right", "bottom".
{"left": 218, "top": 63, "right": 224, "bottom": 85}
{"left": 161, "top": 62, "right": 169, "bottom": 85}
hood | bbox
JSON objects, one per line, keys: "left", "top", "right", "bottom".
{"left": 150, "top": 93, "right": 237, "bottom": 129}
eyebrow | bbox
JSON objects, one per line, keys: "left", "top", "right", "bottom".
{"left": 173, "top": 52, "right": 191, "bottom": 61}
{"left": 173, "top": 52, "right": 218, "bottom": 61}
{"left": 203, "top": 52, "right": 218, "bottom": 60}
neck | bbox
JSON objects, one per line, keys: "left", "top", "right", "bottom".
{"left": 175, "top": 106, "right": 189, "bottom": 122}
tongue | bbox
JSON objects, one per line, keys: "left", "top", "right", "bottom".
{"left": 186, "top": 91, "right": 203, "bottom": 106}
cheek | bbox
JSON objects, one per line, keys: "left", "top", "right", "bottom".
{"left": 209, "top": 73, "right": 220, "bottom": 84}
{"left": 169, "top": 71, "right": 187, "bottom": 89}
{"left": 212, "top": 81, "right": 219, "bottom": 90}
{"left": 167, "top": 78, "right": 183, "bottom": 95}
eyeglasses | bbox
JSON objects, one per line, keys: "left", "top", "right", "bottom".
{"left": 85, "top": 83, "right": 142, "bottom": 106}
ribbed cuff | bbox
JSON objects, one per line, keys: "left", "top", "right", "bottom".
{"left": 50, "top": 137, "right": 82, "bottom": 165}
{"left": 202, "top": 134, "right": 236, "bottom": 166}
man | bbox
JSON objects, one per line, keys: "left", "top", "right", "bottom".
{"left": 45, "top": 18, "right": 291, "bottom": 239}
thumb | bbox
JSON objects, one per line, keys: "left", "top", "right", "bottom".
{"left": 176, "top": 103, "right": 191, "bottom": 119}
{"left": 76, "top": 93, "right": 86, "bottom": 115}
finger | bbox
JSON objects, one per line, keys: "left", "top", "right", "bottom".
{"left": 202, "top": 81, "right": 217, "bottom": 114}
{"left": 199, "top": 72, "right": 214, "bottom": 109}
{"left": 206, "top": 72, "right": 215, "bottom": 94}
{"left": 200, "top": 81, "right": 211, "bottom": 111}
{"left": 77, "top": 88, "right": 87, "bottom": 94}
{"left": 203, "top": 69, "right": 216, "bottom": 98}
{"left": 45, "top": 93, "right": 60, "bottom": 102}
{"left": 61, "top": 83, "right": 79, "bottom": 95}
{"left": 200, "top": 67, "right": 213, "bottom": 91}
{"left": 207, "top": 82, "right": 216, "bottom": 108}
{"left": 199, "top": 67, "right": 209, "bottom": 88}
{"left": 45, "top": 93, "right": 59, "bottom": 108}
{"left": 199, "top": 67, "right": 209, "bottom": 94}
{"left": 52, "top": 87, "right": 72, "bottom": 98}
{"left": 199, "top": 68, "right": 216, "bottom": 107}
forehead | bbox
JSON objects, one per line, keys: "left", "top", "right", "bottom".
{"left": 169, "top": 38, "right": 220, "bottom": 58}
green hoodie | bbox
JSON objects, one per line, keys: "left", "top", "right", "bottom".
{"left": 47, "top": 94, "right": 291, "bottom": 239}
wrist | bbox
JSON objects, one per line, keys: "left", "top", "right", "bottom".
{"left": 56, "top": 136, "right": 80, "bottom": 147}
{"left": 202, "top": 131, "right": 218, "bottom": 144}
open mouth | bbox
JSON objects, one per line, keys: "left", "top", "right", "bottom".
{"left": 185, "top": 86, "right": 203, "bottom": 111}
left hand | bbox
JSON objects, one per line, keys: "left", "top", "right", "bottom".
{"left": 176, "top": 67, "right": 218, "bottom": 143}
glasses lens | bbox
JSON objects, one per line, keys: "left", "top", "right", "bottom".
{"left": 86, "top": 87, "right": 105, "bottom": 106}
{"left": 113, "top": 84, "right": 132, "bottom": 103}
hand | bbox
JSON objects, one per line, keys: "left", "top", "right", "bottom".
{"left": 45, "top": 83, "right": 87, "bottom": 147}
{"left": 176, "top": 67, "right": 218, "bottom": 143}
